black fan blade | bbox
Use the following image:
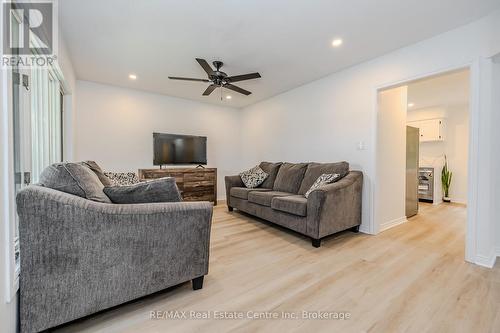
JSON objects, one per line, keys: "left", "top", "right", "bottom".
{"left": 226, "top": 72, "right": 261, "bottom": 83}
{"left": 196, "top": 58, "right": 214, "bottom": 76}
{"left": 168, "top": 76, "right": 210, "bottom": 82}
{"left": 225, "top": 83, "right": 251, "bottom": 96}
{"left": 202, "top": 84, "right": 218, "bottom": 96}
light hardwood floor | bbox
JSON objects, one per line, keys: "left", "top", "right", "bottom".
{"left": 56, "top": 203, "right": 500, "bottom": 333}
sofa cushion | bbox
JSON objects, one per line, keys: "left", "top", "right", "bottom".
{"left": 104, "top": 177, "right": 182, "bottom": 204}
{"left": 259, "top": 162, "right": 282, "bottom": 189}
{"left": 273, "top": 162, "right": 308, "bottom": 193}
{"left": 248, "top": 191, "right": 292, "bottom": 207}
{"left": 230, "top": 187, "right": 272, "bottom": 200}
{"left": 271, "top": 195, "right": 308, "bottom": 217}
{"left": 81, "top": 161, "right": 114, "bottom": 186}
{"left": 298, "top": 162, "right": 350, "bottom": 195}
{"left": 239, "top": 166, "right": 269, "bottom": 188}
{"left": 39, "top": 163, "right": 112, "bottom": 203}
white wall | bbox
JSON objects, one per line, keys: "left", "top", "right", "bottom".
{"left": 58, "top": 33, "right": 77, "bottom": 161}
{"left": 0, "top": 3, "right": 18, "bottom": 333}
{"left": 240, "top": 10, "right": 500, "bottom": 265}
{"left": 407, "top": 105, "right": 469, "bottom": 204}
{"left": 376, "top": 86, "right": 408, "bottom": 231}
{"left": 0, "top": 65, "right": 18, "bottom": 333}
{"left": 0, "top": 79, "right": 17, "bottom": 333}
{"left": 492, "top": 55, "right": 500, "bottom": 254}
{"left": 74, "top": 81, "right": 241, "bottom": 200}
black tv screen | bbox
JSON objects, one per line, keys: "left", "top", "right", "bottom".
{"left": 153, "top": 133, "right": 207, "bottom": 165}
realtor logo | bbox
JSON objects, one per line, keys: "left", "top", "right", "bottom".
{"left": 2, "top": 0, "right": 57, "bottom": 68}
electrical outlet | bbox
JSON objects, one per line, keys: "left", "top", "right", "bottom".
{"left": 357, "top": 141, "right": 366, "bottom": 150}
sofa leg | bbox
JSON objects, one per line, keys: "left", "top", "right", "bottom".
{"left": 192, "top": 276, "right": 204, "bottom": 290}
{"left": 311, "top": 238, "right": 321, "bottom": 248}
{"left": 351, "top": 225, "right": 360, "bottom": 233}
{"left": 228, "top": 206, "right": 233, "bottom": 212}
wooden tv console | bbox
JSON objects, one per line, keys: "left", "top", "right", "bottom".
{"left": 138, "top": 167, "right": 217, "bottom": 205}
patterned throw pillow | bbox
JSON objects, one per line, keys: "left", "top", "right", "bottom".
{"left": 304, "top": 173, "right": 340, "bottom": 198}
{"left": 239, "top": 166, "right": 269, "bottom": 188}
{"left": 104, "top": 172, "right": 140, "bottom": 186}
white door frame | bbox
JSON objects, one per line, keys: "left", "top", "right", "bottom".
{"left": 370, "top": 61, "right": 479, "bottom": 264}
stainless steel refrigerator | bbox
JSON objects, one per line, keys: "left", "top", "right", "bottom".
{"left": 406, "top": 126, "right": 419, "bottom": 217}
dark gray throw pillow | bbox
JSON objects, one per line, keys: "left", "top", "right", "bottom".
{"left": 273, "top": 162, "right": 309, "bottom": 194}
{"left": 39, "top": 162, "right": 112, "bottom": 203}
{"left": 259, "top": 162, "right": 282, "bottom": 189}
{"left": 81, "top": 160, "right": 114, "bottom": 186}
{"left": 103, "top": 177, "right": 182, "bottom": 204}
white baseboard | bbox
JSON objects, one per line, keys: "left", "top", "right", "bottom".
{"left": 359, "top": 225, "right": 373, "bottom": 235}
{"left": 473, "top": 246, "right": 500, "bottom": 268}
{"left": 380, "top": 216, "right": 408, "bottom": 232}
{"left": 475, "top": 253, "right": 497, "bottom": 268}
{"left": 449, "top": 198, "right": 467, "bottom": 205}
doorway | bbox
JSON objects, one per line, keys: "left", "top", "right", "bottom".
{"left": 375, "top": 68, "right": 470, "bottom": 259}
{"left": 406, "top": 69, "right": 470, "bottom": 208}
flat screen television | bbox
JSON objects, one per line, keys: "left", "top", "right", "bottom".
{"left": 153, "top": 133, "right": 207, "bottom": 166}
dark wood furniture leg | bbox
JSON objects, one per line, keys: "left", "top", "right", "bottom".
{"left": 311, "top": 238, "right": 321, "bottom": 248}
{"left": 192, "top": 276, "right": 204, "bottom": 290}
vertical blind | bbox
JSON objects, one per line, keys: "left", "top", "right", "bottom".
{"left": 30, "top": 66, "right": 62, "bottom": 183}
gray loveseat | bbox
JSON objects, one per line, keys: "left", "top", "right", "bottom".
{"left": 17, "top": 181, "right": 212, "bottom": 332}
{"left": 225, "top": 162, "right": 363, "bottom": 247}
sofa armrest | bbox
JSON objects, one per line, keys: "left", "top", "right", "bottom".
{"left": 16, "top": 185, "right": 213, "bottom": 332}
{"left": 224, "top": 175, "right": 243, "bottom": 207}
{"left": 306, "top": 171, "right": 363, "bottom": 238}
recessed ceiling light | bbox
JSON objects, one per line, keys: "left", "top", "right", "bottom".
{"left": 226, "top": 95, "right": 232, "bottom": 100}
{"left": 408, "top": 102, "right": 415, "bottom": 107}
{"left": 332, "top": 38, "right": 343, "bottom": 47}
{"left": 129, "top": 74, "right": 137, "bottom": 80}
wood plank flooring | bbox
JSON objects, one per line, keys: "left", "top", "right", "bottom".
{"left": 56, "top": 203, "right": 500, "bottom": 333}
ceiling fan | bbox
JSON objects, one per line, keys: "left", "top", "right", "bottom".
{"left": 168, "top": 58, "right": 261, "bottom": 97}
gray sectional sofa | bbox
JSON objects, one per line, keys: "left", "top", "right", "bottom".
{"left": 16, "top": 163, "right": 213, "bottom": 333}
{"left": 225, "top": 162, "right": 363, "bottom": 247}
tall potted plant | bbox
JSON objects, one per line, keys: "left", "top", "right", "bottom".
{"left": 441, "top": 155, "right": 452, "bottom": 203}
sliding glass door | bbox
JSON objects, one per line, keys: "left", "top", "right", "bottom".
{"left": 31, "top": 66, "right": 62, "bottom": 183}
{"left": 8, "top": 7, "right": 65, "bottom": 286}
{"left": 10, "top": 5, "right": 31, "bottom": 276}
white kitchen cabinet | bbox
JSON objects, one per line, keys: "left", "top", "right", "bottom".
{"left": 407, "top": 118, "right": 444, "bottom": 142}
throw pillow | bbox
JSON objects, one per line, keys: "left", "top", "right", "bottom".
{"left": 104, "top": 177, "right": 182, "bottom": 204}
{"left": 81, "top": 160, "right": 114, "bottom": 186}
{"left": 104, "top": 172, "right": 140, "bottom": 186}
{"left": 304, "top": 173, "right": 340, "bottom": 198}
{"left": 239, "top": 166, "right": 269, "bottom": 188}
{"left": 298, "top": 161, "right": 349, "bottom": 195}
{"left": 39, "top": 162, "right": 112, "bottom": 203}
{"left": 258, "top": 162, "right": 282, "bottom": 189}
{"left": 272, "top": 162, "right": 309, "bottom": 193}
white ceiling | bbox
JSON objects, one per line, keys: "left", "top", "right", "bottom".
{"left": 407, "top": 69, "right": 470, "bottom": 111}
{"left": 59, "top": 0, "right": 500, "bottom": 108}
